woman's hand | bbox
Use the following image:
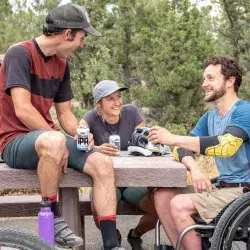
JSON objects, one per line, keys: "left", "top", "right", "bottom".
{"left": 97, "top": 143, "right": 118, "bottom": 156}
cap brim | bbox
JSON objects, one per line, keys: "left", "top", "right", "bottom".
{"left": 118, "top": 87, "right": 128, "bottom": 92}
{"left": 102, "top": 86, "right": 128, "bottom": 99}
{"left": 84, "top": 26, "right": 102, "bottom": 37}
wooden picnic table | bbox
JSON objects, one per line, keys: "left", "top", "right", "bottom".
{"left": 0, "top": 151, "right": 186, "bottom": 250}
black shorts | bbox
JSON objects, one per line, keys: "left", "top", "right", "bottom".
{"left": 2, "top": 130, "right": 98, "bottom": 171}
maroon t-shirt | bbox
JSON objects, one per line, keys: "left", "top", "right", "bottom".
{"left": 0, "top": 39, "right": 74, "bottom": 154}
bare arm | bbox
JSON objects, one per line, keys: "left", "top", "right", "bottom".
{"left": 149, "top": 126, "right": 200, "bottom": 153}
{"left": 10, "top": 87, "right": 53, "bottom": 131}
{"left": 55, "top": 101, "right": 78, "bottom": 137}
{"left": 149, "top": 126, "right": 248, "bottom": 157}
{"left": 174, "top": 135, "right": 200, "bottom": 153}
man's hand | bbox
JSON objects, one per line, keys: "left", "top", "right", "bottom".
{"left": 97, "top": 143, "right": 118, "bottom": 156}
{"left": 73, "top": 133, "right": 94, "bottom": 152}
{"left": 148, "top": 126, "right": 176, "bottom": 146}
{"left": 190, "top": 166, "right": 215, "bottom": 193}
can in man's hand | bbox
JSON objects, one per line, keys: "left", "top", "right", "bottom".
{"left": 77, "top": 125, "right": 90, "bottom": 151}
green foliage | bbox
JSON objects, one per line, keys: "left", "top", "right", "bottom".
{"left": 4, "top": 0, "right": 249, "bottom": 135}
{"left": 165, "top": 123, "right": 188, "bottom": 135}
{"left": 211, "top": 0, "right": 250, "bottom": 100}
{"left": 0, "top": 0, "right": 61, "bottom": 53}
{"left": 71, "top": 106, "right": 90, "bottom": 120}
{"left": 130, "top": 1, "right": 215, "bottom": 128}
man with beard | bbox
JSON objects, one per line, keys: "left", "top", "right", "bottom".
{"left": 148, "top": 55, "right": 250, "bottom": 250}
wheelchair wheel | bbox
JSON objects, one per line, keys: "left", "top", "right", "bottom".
{"left": 223, "top": 206, "right": 250, "bottom": 250}
{"left": 0, "top": 229, "right": 55, "bottom": 250}
{"left": 211, "top": 191, "right": 250, "bottom": 250}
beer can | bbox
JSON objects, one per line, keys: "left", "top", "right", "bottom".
{"left": 77, "top": 125, "right": 90, "bottom": 151}
{"left": 109, "top": 135, "right": 121, "bottom": 155}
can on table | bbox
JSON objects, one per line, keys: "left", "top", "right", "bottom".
{"left": 77, "top": 125, "right": 90, "bottom": 151}
{"left": 109, "top": 135, "right": 121, "bottom": 155}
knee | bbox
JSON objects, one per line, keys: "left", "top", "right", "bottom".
{"left": 86, "top": 152, "right": 114, "bottom": 180}
{"left": 35, "top": 131, "right": 67, "bottom": 161}
{"left": 170, "top": 195, "right": 188, "bottom": 218}
{"left": 154, "top": 188, "right": 172, "bottom": 208}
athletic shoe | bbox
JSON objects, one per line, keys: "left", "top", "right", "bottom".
{"left": 54, "top": 217, "right": 83, "bottom": 248}
{"left": 127, "top": 229, "right": 143, "bottom": 250}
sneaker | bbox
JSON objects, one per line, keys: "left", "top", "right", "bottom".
{"left": 127, "top": 229, "right": 143, "bottom": 250}
{"left": 54, "top": 217, "right": 83, "bottom": 248}
{"left": 165, "top": 246, "right": 174, "bottom": 250}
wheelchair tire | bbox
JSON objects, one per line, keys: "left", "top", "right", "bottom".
{"left": 210, "top": 191, "right": 250, "bottom": 250}
{"left": 0, "top": 229, "right": 55, "bottom": 250}
{"left": 223, "top": 205, "right": 250, "bottom": 249}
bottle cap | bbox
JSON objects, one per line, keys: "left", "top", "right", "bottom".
{"left": 40, "top": 200, "right": 52, "bottom": 208}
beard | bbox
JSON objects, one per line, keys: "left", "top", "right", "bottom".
{"left": 204, "top": 83, "right": 227, "bottom": 103}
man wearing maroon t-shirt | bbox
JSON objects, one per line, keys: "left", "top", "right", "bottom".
{"left": 0, "top": 4, "right": 123, "bottom": 250}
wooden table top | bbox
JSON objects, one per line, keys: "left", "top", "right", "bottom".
{"left": 0, "top": 151, "right": 187, "bottom": 188}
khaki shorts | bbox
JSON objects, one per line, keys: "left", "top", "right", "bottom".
{"left": 173, "top": 186, "right": 243, "bottom": 223}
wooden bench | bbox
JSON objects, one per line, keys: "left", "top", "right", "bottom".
{"left": 0, "top": 151, "right": 186, "bottom": 250}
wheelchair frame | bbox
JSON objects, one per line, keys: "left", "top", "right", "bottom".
{"left": 154, "top": 190, "right": 250, "bottom": 250}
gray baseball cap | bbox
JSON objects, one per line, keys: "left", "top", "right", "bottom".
{"left": 45, "top": 3, "right": 101, "bottom": 37}
{"left": 93, "top": 80, "right": 128, "bottom": 103}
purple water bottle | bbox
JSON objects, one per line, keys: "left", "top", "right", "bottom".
{"left": 38, "top": 200, "right": 54, "bottom": 245}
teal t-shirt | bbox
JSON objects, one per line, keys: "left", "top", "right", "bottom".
{"left": 191, "top": 100, "right": 250, "bottom": 183}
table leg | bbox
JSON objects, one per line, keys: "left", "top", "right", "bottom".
{"left": 59, "top": 188, "right": 84, "bottom": 250}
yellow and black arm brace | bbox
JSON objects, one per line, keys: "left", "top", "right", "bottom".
{"left": 173, "top": 146, "right": 194, "bottom": 162}
{"left": 200, "top": 126, "right": 248, "bottom": 158}
{"left": 173, "top": 133, "right": 195, "bottom": 162}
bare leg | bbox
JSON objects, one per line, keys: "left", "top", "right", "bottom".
{"left": 35, "top": 131, "right": 67, "bottom": 197}
{"left": 35, "top": 131, "right": 84, "bottom": 248}
{"left": 84, "top": 152, "right": 119, "bottom": 249}
{"left": 171, "top": 194, "right": 201, "bottom": 250}
{"left": 83, "top": 152, "right": 117, "bottom": 216}
{"left": 154, "top": 188, "right": 182, "bottom": 249}
{"left": 91, "top": 200, "right": 100, "bottom": 228}
{"left": 136, "top": 194, "right": 158, "bottom": 234}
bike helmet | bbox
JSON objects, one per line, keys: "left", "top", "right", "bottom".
{"left": 128, "top": 127, "right": 171, "bottom": 156}
{"left": 128, "top": 127, "right": 152, "bottom": 156}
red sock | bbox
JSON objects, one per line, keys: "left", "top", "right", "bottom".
{"left": 97, "top": 215, "right": 116, "bottom": 225}
{"left": 42, "top": 195, "right": 59, "bottom": 217}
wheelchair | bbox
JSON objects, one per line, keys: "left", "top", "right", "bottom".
{"left": 154, "top": 187, "right": 250, "bottom": 250}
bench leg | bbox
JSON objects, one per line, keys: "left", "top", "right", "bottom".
{"left": 59, "top": 188, "right": 84, "bottom": 250}
{"left": 81, "top": 216, "right": 85, "bottom": 250}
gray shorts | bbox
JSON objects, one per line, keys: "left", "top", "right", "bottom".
{"left": 89, "top": 187, "right": 149, "bottom": 208}
{"left": 2, "top": 130, "right": 98, "bottom": 171}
